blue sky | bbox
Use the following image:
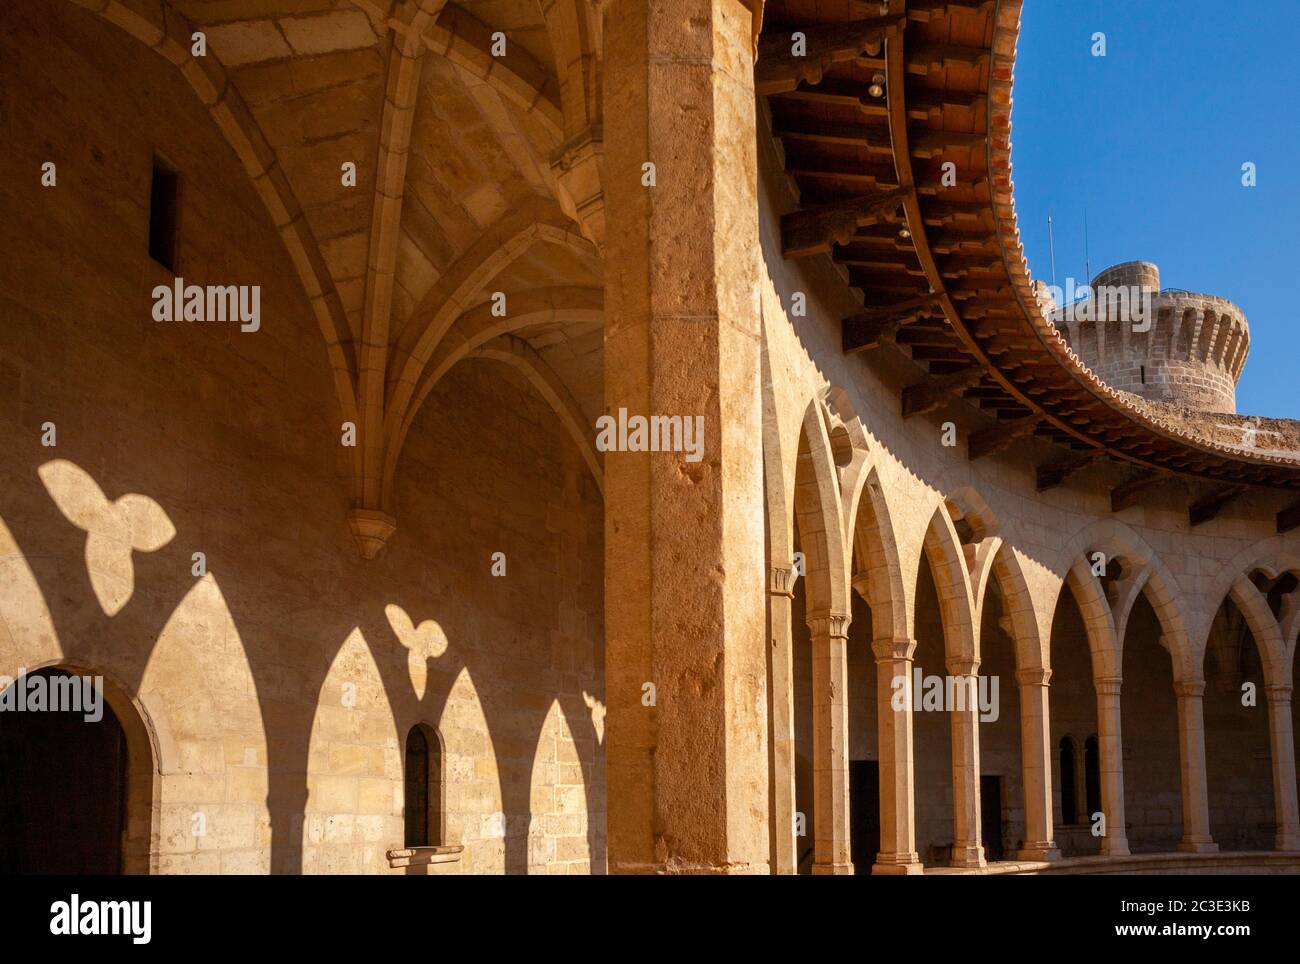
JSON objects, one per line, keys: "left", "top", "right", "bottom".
{"left": 1012, "top": 0, "right": 1300, "bottom": 417}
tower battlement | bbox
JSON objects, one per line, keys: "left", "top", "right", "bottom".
{"left": 1052, "top": 261, "right": 1249, "bottom": 414}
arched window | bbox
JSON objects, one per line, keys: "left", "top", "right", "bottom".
{"left": 404, "top": 724, "right": 444, "bottom": 848}
{"left": 1084, "top": 734, "right": 1101, "bottom": 820}
{"left": 1058, "top": 736, "right": 1078, "bottom": 825}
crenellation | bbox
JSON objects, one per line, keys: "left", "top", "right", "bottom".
{"left": 1055, "top": 262, "right": 1248, "bottom": 414}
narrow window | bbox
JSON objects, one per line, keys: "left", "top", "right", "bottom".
{"left": 1139, "top": 364, "right": 1146, "bottom": 385}
{"left": 1058, "top": 736, "right": 1077, "bottom": 825}
{"left": 403, "top": 724, "right": 443, "bottom": 847}
{"left": 148, "top": 156, "right": 179, "bottom": 271}
{"left": 1084, "top": 734, "right": 1101, "bottom": 820}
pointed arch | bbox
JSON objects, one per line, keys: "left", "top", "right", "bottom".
{"left": 792, "top": 398, "right": 851, "bottom": 619}
{"left": 849, "top": 467, "right": 908, "bottom": 643}
{"left": 920, "top": 505, "right": 977, "bottom": 666}
{"left": 467, "top": 335, "right": 603, "bottom": 494}
{"left": 1060, "top": 518, "right": 1194, "bottom": 682}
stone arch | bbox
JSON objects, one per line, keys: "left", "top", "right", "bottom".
{"left": 792, "top": 398, "right": 852, "bottom": 620}
{"left": 849, "top": 467, "right": 908, "bottom": 643}
{"left": 988, "top": 544, "right": 1048, "bottom": 674}
{"left": 2, "top": 659, "right": 161, "bottom": 874}
{"left": 467, "top": 335, "right": 603, "bottom": 493}
{"left": 1060, "top": 518, "right": 1194, "bottom": 682}
{"left": 378, "top": 211, "right": 597, "bottom": 509}
{"left": 920, "top": 504, "right": 977, "bottom": 666}
{"left": 1208, "top": 538, "right": 1300, "bottom": 663}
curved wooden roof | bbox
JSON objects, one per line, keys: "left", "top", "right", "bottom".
{"left": 758, "top": 0, "right": 1300, "bottom": 525}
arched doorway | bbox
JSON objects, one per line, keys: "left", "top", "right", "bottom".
{"left": 0, "top": 667, "right": 154, "bottom": 873}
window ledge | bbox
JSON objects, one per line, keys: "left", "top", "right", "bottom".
{"left": 386, "top": 845, "right": 464, "bottom": 869}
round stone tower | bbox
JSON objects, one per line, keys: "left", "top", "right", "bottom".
{"left": 1055, "top": 260, "right": 1249, "bottom": 413}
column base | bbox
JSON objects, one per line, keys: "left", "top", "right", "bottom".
{"left": 1275, "top": 831, "right": 1300, "bottom": 852}
{"left": 1017, "top": 843, "right": 1061, "bottom": 861}
{"left": 811, "top": 861, "right": 855, "bottom": 876}
{"left": 949, "top": 845, "right": 986, "bottom": 868}
{"left": 1178, "top": 837, "right": 1219, "bottom": 854}
{"left": 1101, "top": 838, "right": 1130, "bottom": 857}
{"left": 871, "top": 852, "right": 923, "bottom": 875}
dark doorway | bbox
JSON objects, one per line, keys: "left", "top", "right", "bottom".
{"left": 1084, "top": 734, "right": 1102, "bottom": 820}
{"left": 980, "top": 775, "right": 1004, "bottom": 862}
{"left": 1059, "top": 737, "right": 1078, "bottom": 824}
{"left": 0, "top": 669, "right": 128, "bottom": 873}
{"left": 849, "top": 760, "right": 880, "bottom": 874}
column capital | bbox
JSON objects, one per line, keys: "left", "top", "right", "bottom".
{"left": 1266, "top": 682, "right": 1293, "bottom": 704}
{"left": 347, "top": 508, "right": 397, "bottom": 560}
{"left": 1015, "top": 666, "right": 1052, "bottom": 687}
{"left": 768, "top": 565, "right": 796, "bottom": 597}
{"left": 1174, "top": 679, "right": 1206, "bottom": 699}
{"left": 871, "top": 636, "right": 916, "bottom": 662}
{"left": 1095, "top": 676, "right": 1122, "bottom": 697}
{"left": 945, "top": 656, "right": 980, "bottom": 677}
{"left": 806, "top": 611, "right": 851, "bottom": 640}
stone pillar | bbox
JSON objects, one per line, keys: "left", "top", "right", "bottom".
{"left": 1174, "top": 679, "right": 1218, "bottom": 853}
{"left": 1094, "top": 677, "right": 1130, "bottom": 855}
{"left": 768, "top": 566, "right": 797, "bottom": 873}
{"left": 602, "top": 0, "right": 768, "bottom": 874}
{"left": 1016, "top": 666, "right": 1060, "bottom": 860}
{"left": 1265, "top": 683, "right": 1300, "bottom": 851}
{"left": 872, "top": 636, "right": 923, "bottom": 874}
{"left": 947, "top": 657, "right": 986, "bottom": 868}
{"left": 808, "top": 612, "right": 853, "bottom": 874}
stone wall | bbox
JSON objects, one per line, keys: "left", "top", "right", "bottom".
{"left": 0, "top": 1, "right": 604, "bottom": 875}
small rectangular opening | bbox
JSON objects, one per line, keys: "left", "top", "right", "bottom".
{"left": 148, "top": 157, "right": 179, "bottom": 272}
{"left": 1139, "top": 364, "right": 1146, "bottom": 385}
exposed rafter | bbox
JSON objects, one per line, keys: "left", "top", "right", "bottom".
{"left": 1036, "top": 452, "right": 1101, "bottom": 492}
{"left": 1110, "top": 470, "right": 1171, "bottom": 513}
{"left": 901, "top": 366, "right": 983, "bottom": 419}
{"left": 781, "top": 187, "right": 909, "bottom": 258}
{"left": 1278, "top": 499, "right": 1300, "bottom": 534}
{"left": 1189, "top": 484, "right": 1248, "bottom": 527}
{"left": 968, "top": 414, "right": 1040, "bottom": 461}
{"left": 842, "top": 293, "right": 943, "bottom": 353}
{"left": 755, "top": 14, "right": 904, "bottom": 95}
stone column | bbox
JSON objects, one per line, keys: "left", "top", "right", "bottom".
{"left": 602, "top": 0, "right": 769, "bottom": 874}
{"left": 1265, "top": 683, "right": 1300, "bottom": 851}
{"left": 947, "top": 657, "right": 985, "bottom": 868}
{"left": 1094, "top": 677, "right": 1130, "bottom": 855}
{"left": 768, "top": 566, "right": 797, "bottom": 873}
{"left": 1174, "top": 679, "right": 1218, "bottom": 853}
{"left": 872, "top": 636, "right": 923, "bottom": 874}
{"left": 808, "top": 612, "right": 853, "bottom": 874}
{"left": 1016, "top": 666, "right": 1060, "bottom": 860}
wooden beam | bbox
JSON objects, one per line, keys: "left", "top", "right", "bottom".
{"left": 841, "top": 293, "right": 945, "bottom": 353}
{"left": 781, "top": 187, "right": 909, "bottom": 258}
{"left": 968, "top": 414, "right": 1041, "bottom": 461}
{"left": 1189, "top": 484, "right": 1248, "bottom": 527}
{"left": 1109, "top": 470, "right": 1171, "bottom": 512}
{"left": 1036, "top": 451, "right": 1101, "bottom": 492}
{"left": 901, "top": 366, "right": 983, "bottom": 418}
{"left": 755, "top": 15, "right": 905, "bottom": 95}
{"left": 1278, "top": 499, "right": 1300, "bottom": 534}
